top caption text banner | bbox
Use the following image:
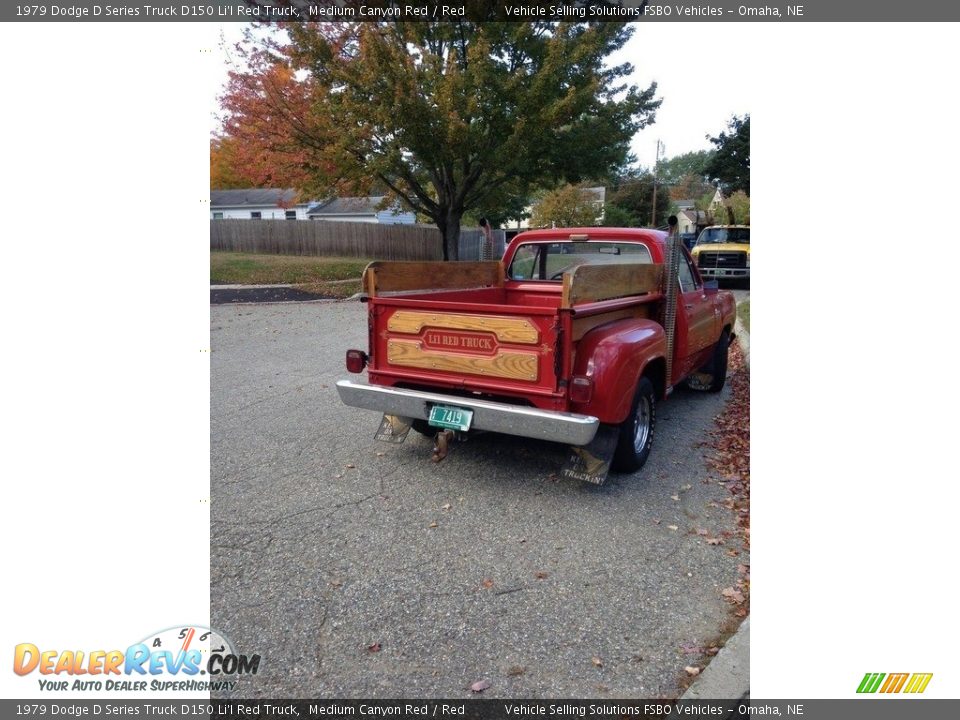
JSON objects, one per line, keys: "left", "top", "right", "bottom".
{"left": 6, "top": 1, "right": 960, "bottom": 23}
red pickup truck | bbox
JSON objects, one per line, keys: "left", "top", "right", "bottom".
{"left": 337, "top": 227, "right": 736, "bottom": 484}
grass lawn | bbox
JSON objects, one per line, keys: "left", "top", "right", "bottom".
{"left": 738, "top": 299, "right": 750, "bottom": 332}
{"left": 211, "top": 251, "right": 370, "bottom": 285}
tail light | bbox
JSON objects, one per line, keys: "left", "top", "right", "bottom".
{"left": 570, "top": 376, "right": 593, "bottom": 404}
{"left": 345, "top": 349, "right": 368, "bottom": 373}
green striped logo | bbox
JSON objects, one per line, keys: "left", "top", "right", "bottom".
{"left": 857, "top": 672, "right": 932, "bottom": 694}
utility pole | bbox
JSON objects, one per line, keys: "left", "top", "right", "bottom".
{"left": 651, "top": 139, "right": 662, "bottom": 227}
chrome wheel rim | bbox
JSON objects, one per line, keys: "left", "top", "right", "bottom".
{"left": 633, "top": 395, "right": 651, "bottom": 453}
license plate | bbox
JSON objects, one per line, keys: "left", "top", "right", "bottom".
{"left": 428, "top": 404, "right": 473, "bottom": 431}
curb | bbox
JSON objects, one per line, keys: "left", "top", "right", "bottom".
{"left": 734, "top": 318, "right": 750, "bottom": 370}
{"left": 680, "top": 617, "right": 750, "bottom": 701}
{"left": 211, "top": 283, "right": 294, "bottom": 290}
{"left": 683, "top": 306, "right": 750, "bottom": 701}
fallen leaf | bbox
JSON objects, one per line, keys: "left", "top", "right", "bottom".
{"left": 330, "top": 578, "right": 343, "bottom": 588}
{"left": 507, "top": 665, "right": 526, "bottom": 677}
{"left": 429, "top": 522, "right": 438, "bottom": 528}
{"left": 481, "top": 578, "right": 494, "bottom": 589}
{"left": 346, "top": 463, "right": 355, "bottom": 469}
{"left": 681, "top": 484, "right": 692, "bottom": 492}
{"left": 367, "top": 642, "right": 381, "bottom": 653}
{"left": 591, "top": 656, "right": 603, "bottom": 668}
{"left": 721, "top": 587, "right": 745, "bottom": 604}
{"left": 441, "top": 503, "right": 452, "bottom": 511}
{"left": 734, "top": 607, "right": 748, "bottom": 617}
{"left": 726, "top": 549, "right": 740, "bottom": 557}
{"left": 695, "top": 528, "right": 709, "bottom": 536}
{"left": 376, "top": 452, "right": 385, "bottom": 457}
{"left": 670, "top": 494, "right": 680, "bottom": 501}
{"left": 653, "top": 518, "right": 662, "bottom": 525}
{"left": 706, "top": 538, "right": 723, "bottom": 545}
{"left": 470, "top": 680, "right": 490, "bottom": 693}
{"left": 534, "top": 571, "right": 549, "bottom": 580}
{"left": 667, "top": 525, "right": 679, "bottom": 531}
{"left": 680, "top": 642, "right": 702, "bottom": 655}
{"left": 684, "top": 666, "right": 701, "bottom": 676}
{"left": 706, "top": 647, "right": 720, "bottom": 656}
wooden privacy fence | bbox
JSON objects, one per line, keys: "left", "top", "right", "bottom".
{"left": 456, "top": 228, "right": 507, "bottom": 261}
{"left": 210, "top": 219, "right": 442, "bottom": 261}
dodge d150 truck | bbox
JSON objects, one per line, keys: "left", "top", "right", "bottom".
{"left": 336, "top": 227, "right": 736, "bottom": 484}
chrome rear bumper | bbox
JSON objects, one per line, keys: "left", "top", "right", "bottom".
{"left": 336, "top": 380, "right": 599, "bottom": 446}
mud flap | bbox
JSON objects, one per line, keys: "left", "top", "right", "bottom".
{"left": 560, "top": 425, "right": 619, "bottom": 485}
{"left": 374, "top": 414, "right": 413, "bottom": 443}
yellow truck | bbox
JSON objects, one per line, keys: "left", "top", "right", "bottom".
{"left": 690, "top": 225, "right": 750, "bottom": 283}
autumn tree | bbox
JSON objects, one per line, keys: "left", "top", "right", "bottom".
{"left": 210, "top": 136, "right": 247, "bottom": 189}
{"left": 705, "top": 115, "right": 750, "bottom": 195}
{"left": 219, "top": 22, "right": 660, "bottom": 259}
{"left": 217, "top": 61, "right": 317, "bottom": 190}
{"left": 530, "top": 185, "right": 601, "bottom": 228}
{"left": 669, "top": 172, "right": 715, "bottom": 203}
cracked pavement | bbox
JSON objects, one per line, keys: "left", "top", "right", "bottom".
{"left": 211, "top": 300, "right": 747, "bottom": 698}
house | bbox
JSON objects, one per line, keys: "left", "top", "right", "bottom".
{"left": 210, "top": 189, "right": 312, "bottom": 220}
{"left": 678, "top": 209, "right": 707, "bottom": 235}
{"left": 306, "top": 196, "right": 415, "bottom": 224}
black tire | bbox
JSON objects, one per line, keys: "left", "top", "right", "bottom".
{"left": 612, "top": 376, "right": 656, "bottom": 473}
{"left": 706, "top": 330, "right": 730, "bottom": 393}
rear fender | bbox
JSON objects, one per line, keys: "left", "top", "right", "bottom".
{"left": 571, "top": 318, "right": 667, "bottom": 424}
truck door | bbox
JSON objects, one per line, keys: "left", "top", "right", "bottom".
{"left": 677, "top": 248, "right": 718, "bottom": 376}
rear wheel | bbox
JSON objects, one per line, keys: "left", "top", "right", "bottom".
{"left": 612, "top": 377, "right": 656, "bottom": 472}
{"left": 705, "top": 330, "right": 730, "bottom": 393}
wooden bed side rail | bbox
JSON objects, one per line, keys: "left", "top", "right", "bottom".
{"left": 561, "top": 263, "right": 664, "bottom": 308}
{"left": 362, "top": 261, "right": 504, "bottom": 297}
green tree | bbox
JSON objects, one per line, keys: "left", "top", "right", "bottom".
{"left": 600, "top": 203, "right": 637, "bottom": 227}
{"left": 658, "top": 149, "right": 714, "bottom": 185}
{"left": 530, "top": 185, "right": 601, "bottom": 228}
{"left": 220, "top": 22, "right": 660, "bottom": 259}
{"left": 715, "top": 190, "right": 750, "bottom": 225}
{"left": 704, "top": 115, "right": 750, "bottom": 195}
{"left": 608, "top": 172, "right": 671, "bottom": 227}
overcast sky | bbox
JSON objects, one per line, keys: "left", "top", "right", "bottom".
{"left": 213, "top": 22, "right": 752, "bottom": 172}
{"left": 617, "top": 24, "right": 753, "bottom": 169}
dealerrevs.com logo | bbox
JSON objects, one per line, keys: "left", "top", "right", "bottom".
{"left": 857, "top": 672, "right": 933, "bottom": 694}
{"left": 13, "top": 626, "right": 260, "bottom": 693}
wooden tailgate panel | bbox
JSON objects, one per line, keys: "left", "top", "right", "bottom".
{"left": 378, "top": 309, "right": 556, "bottom": 390}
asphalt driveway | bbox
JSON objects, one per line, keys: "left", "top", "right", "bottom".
{"left": 211, "top": 300, "right": 747, "bottom": 698}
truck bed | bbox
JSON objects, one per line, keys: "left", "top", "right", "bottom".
{"left": 362, "top": 261, "right": 663, "bottom": 411}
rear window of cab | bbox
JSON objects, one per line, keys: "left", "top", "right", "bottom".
{"left": 508, "top": 241, "right": 653, "bottom": 281}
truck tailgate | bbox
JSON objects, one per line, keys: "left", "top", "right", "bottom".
{"left": 367, "top": 298, "right": 561, "bottom": 400}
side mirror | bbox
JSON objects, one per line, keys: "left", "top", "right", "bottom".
{"left": 703, "top": 280, "right": 719, "bottom": 296}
